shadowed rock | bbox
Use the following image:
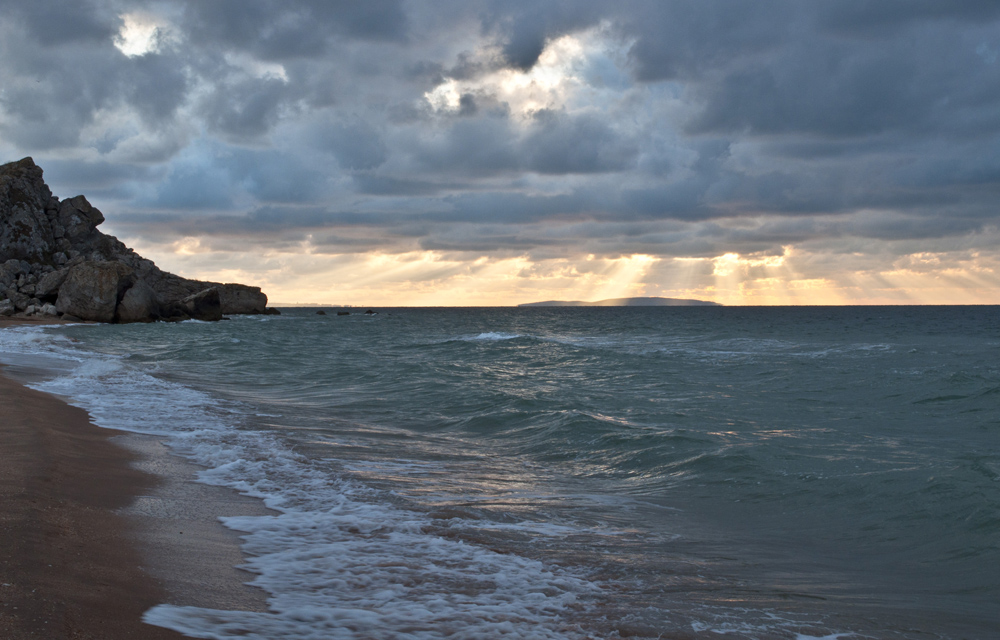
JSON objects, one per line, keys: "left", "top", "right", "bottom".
{"left": 116, "top": 279, "right": 160, "bottom": 324}
{"left": 180, "top": 288, "right": 223, "bottom": 322}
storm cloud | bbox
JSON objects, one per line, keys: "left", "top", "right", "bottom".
{"left": 2, "top": 0, "right": 999, "bottom": 303}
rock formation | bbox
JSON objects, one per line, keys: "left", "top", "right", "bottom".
{"left": 1, "top": 157, "right": 277, "bottom": 322}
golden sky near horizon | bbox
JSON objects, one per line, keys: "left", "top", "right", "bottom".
{"left": 126, "top": 236, "right": 1000, "bottom": 306}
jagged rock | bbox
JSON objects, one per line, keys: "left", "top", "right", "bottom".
{"left": 40, "top": 302, "right": 58, "bottom": 316}
{"left": 116, "top": 279, "right": 159, "bottom": 324}
{"left": 0, "top": 158, "right": 55, "bottom": 263}
{"left": 0, "top": 299, "right": 14, "bottom": 316}
{"left": 20, "top": 283, "right": 36, "bottom": 296}
{"left": 55, "top": 261, "right": 134, "bottom": 322}
{"left": 180, "top": 288, "right": 222, "bottom": 322}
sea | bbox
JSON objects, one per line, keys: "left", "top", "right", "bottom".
{"left": 1, "top": 306, "right": 998, "bottom": 640}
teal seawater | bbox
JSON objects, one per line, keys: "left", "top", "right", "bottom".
{"left": 14, "top": 306, "right": 1000, "bottom": 638}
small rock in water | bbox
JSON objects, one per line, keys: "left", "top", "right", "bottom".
{"left": 316, "top": 310, "right": 327, "bottom": 315}
{"left": 180, "top": 288, "right": 223, "bottom": 322}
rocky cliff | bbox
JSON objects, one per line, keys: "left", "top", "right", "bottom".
{"left": 1, "top": 157, "right": 275, "bottom": 322}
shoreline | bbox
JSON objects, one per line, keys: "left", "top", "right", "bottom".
{"left": 0, "top": 365, "right": 186, "bottom": 639}
{"left": 0, "top": 320, "right": 271, "bottom": 638}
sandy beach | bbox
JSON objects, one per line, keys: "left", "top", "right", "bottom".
{"left": 0, "top": 319, "right": 270, "bottom": 639}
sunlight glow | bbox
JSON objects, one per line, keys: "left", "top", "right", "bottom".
{"left": 119, "top": 236, "right": 1000, "bottom": 307}
{"left": 114, "top": 13, "right": 169, "bottom": 57}
{"left": 424, "top": 29, "right": 614, "bottom": 119}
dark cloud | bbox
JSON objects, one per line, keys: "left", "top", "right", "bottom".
{"left": 311, "top": 119, "right": 388, "bottom": 170}
{"left": 523, "top": 110, "right": 639, "bottom": 174}
{"left": 624, "top": 0, "right": 796, "bottom": 82}
{"left": 815, "top": 1, "right": 1000, "bottom": 35}
{"left": 123, "top": 52, "right": 190, "bottom": 124}
{"left": 2, "top": 0, "right": 120, "bottom": 46}
{"left": 198, "top": 77, "right": 290, "bottom": 141}
{"left": 179, "top": 0, "right": 409, "bottom": 60}
{"left": 482, "top": 0, "right": 604, "bottom": 70}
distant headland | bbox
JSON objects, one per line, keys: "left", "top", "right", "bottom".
{"left": 1, "top": 157, "right": 277, "bottom": 322}
{"left": 519, "top": 297, "right": 721, "bottom": 307}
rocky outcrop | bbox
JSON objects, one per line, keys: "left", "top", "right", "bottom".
{"left": 0, "top": 157, "right": 276, "bottom": 323}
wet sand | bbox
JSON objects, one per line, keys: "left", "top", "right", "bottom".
{"left": 0, "top": 319, "right": 272, "bottom": 638}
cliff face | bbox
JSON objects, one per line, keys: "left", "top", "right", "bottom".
{"left": 1, "top": 157, "right": 273, "bottom": 322}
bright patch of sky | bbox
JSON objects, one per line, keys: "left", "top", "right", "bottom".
{"left": 114, "top": 13, "right": 170, "bottom": 57}
{"left": 223, "top": 52, "right": 289, "bottom": 83}
{"left": 425, "top": 27, "right": 631, "bottom": 119}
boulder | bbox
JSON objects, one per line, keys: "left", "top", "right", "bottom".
{"left": 0, "top": 299, "right": 14, "bottom": 316}
{"left": 5, "top": 288, "right": 30, "bottom": 311}
{"left": 0, "top": 262, "right": 18, "bottom": 288}
{"left": 116, "top": 279, "right": 160, "bottom": 323}
{"left": 181, "top": 287, "right": 222, "bottom": 322}
{"left": 40, "top": 303, "right": 58, "bottom": 316}
{"left": 55, "top": 261, "right": 134, "bottom": 322}
{"left": 35, "top": 267, "right": 69, "bottom": 300}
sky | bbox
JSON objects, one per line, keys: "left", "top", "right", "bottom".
{"left": 2, "top": 1, "right": 1000, "bottom": 305}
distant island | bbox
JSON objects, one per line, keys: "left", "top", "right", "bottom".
{"left": 519, "top": 297, "right": 721, "bottom": 307}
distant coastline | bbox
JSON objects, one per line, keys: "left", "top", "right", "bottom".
{"left": 519, "top": 296, "right": 721, "bottom": 307}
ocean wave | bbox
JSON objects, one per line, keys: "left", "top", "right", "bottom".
{"left": 464, "top": 331, "right": 523, "bottom": 341}
{"left": 5, "top": 325, "right": 606, "bottom": 639}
